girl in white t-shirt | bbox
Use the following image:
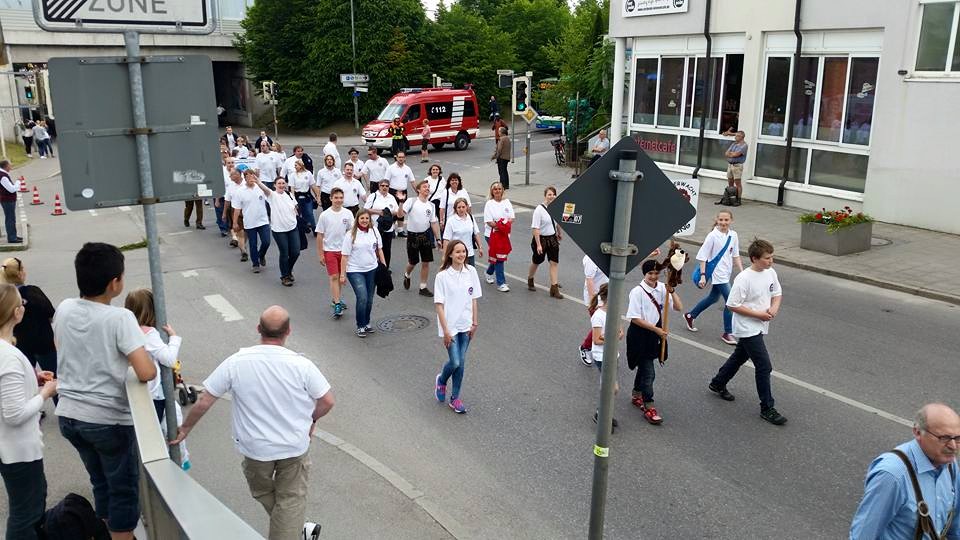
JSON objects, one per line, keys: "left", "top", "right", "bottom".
{"left": 423, "top": 163, "right": 445, "bottom": 218}
{"left": 364, "top": 179, "right": 400, "bottom": 267}
{"left": 438, "top": 172, "right": 471, "bottom": 229}
{"left": 433, "top": 240, "right": 482, "bottom": 414}
{"left": 340, "top": 210, "right": 386, "bottom": 338}
{"left": 252, "top": 176, "right": 301, "bottom": 286}
{"left": 441, "top": 198, "right": 483, "bottom": 266}
{"left": 589, "top": 283, "right": 621, "bottom": 430}
{"left": 527, "top": 186, "right": 563, "bottom": 298}
{"left": 684, "top": 210, "right": 743, "bottom": 346}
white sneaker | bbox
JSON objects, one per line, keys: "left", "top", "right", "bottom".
{"left": 485, "top": 274, "right": 495, "bottom": 284}
{"left": 302, "top": 521, "right": 321, "bottom": 539}
{"left": 497, "top": 283, "right": 510, "bottom": 292}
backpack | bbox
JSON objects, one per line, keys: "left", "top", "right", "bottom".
{"left": 42, "top": 493, "right": 111, "bottom": 540}
{"left": 719, "top": 185, "right": 739, "bottom": 206}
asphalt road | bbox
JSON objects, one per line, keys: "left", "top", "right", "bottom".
{"left": 2, "top": 140, "right": 957, "bottom": 539}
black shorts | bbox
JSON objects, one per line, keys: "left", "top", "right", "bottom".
{"left": 532, "top": 234, "right": 560, "bottom": 264}
{"left": 421, "top": 139, "right": 429, "bottom": 151}
{"left": 406, "top": 231, "right": 435, "bottom": 265}
{"left": 320, "top": 191, "right": 332, "bottom": 211}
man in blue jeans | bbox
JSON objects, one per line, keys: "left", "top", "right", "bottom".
{"left": 0, "top": 160, "right": 22, "bottom": 243}
{"left": 233, "top": 169, "right": 272, "bottom": 273}
{"left": 54, "top": 243, "right": 156, "bottom": 540}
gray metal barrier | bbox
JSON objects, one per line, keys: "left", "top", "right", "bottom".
{"left": 126, "top": 371, "right": 263, "bottom": 539}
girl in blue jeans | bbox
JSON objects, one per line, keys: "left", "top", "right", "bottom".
{"left": 684, "top": 210, "right": 743, "bottom": 345}
{"left": 340, "top": 210, "right": 386, "bottom": 338}
{"left": 433, "top": 241, "right": 482, "bottom": 414}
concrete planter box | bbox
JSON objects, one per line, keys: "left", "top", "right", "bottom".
{"left": 800, "top": 221, "right": 873, "bottom": 256}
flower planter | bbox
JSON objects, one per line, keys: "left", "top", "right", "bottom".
{"left": 800, "top": 221, "right": 873, "bottom": 256}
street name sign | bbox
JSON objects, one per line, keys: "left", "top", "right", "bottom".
{"left": 33, "top": 0, "right": 216, "bottom": 34}
{"left": 340, "top": 73, "right": 370, "bottom": 84}
{"left": 548, "top": 136, "right": 697, "bottom": 276}
{"left": 49, "top": 54, "right": 224, "bottom": 210}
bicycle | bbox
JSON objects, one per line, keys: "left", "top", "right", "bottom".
{"left": 551, "top": 138, "right": 566, "bottom": 166}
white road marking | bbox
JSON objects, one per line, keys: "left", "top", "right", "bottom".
{"left": 167, "top": 230, "right": 192, "bottom": 236}
{"left": 180, "top": 270, "right": 199, "bottom": 278}
{"left": 88, "top": 209, "right": 98, "bottom": 217}
{"left": 119, "top": 206, "right": 131, "bottom": 212}
{"left": 202, "top": 294, "right": 244, "bottom": 322}
{"left": 501, "top": 270, "right": 913, "bottom": 427}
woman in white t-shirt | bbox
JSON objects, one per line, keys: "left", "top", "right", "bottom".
{"left": 588, "top": 283, "right": 621, "bottom": 430}
{"left": 363, "top": 179, "right": 400, "bottom": 268}
{"left": 527, "top": 186, "right": 563, "bottom": 298}
{"left": 270, "top": 142, "right": 287, "bottom": 163}
{"left": 683, "top": 210, "right": 743, "bottom": 345}
{"left": 290, "top": 160, "right": 319, "bottom": 234}
{"left": 340, "top": 210, "right": 386, "bottom": 338}
{"left": 432, "top": 240, "right": 481, "bottom": 414}
{"left": 482, "top": 182, "right": 515, "bottom": 291}
{"left": 316, "top": 154, "right": 343, "bottom": 211}
{"left": 441, "top": 198, "right": 483, "bottom": 267}
{"left": 423, "top": 163, "right": 445, "bottom": 219}
{"left": 253, "top": 176, "right": 301, "bottom": 286}
{"left": 438, "top": 172, "right": 471, "bottom": 231}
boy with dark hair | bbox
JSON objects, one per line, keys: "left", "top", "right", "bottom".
{"left": 708, "top": 238, "right": 787, "bottom": 425}
{"left": 55, "top": 242, "right": 157, "bottom": 540}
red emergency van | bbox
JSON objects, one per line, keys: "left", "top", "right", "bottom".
{"left": 362, "top": 87, "right": 480, "bottom": 154}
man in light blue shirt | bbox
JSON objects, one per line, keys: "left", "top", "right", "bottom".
{"left": 850, "top": 403, "right": 960, "bottom": 539}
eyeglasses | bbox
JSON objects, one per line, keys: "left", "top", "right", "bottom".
{"left": 925, "top": 429, "right": 960, "bottom": 444}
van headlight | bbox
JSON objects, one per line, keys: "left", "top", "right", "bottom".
{"left": 378, "top": 129, "right": 388, "bottom": 137}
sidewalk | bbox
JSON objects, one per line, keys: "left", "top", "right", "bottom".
{"left": 0, "top": 151, "right": 62, "bottom": 252}
{"left": 499, "top": 163, "right": 960, "bottom": 306}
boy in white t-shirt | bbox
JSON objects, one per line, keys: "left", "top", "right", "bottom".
{"left": 708, "top": 238, "right": 787, "bottom": 426}
{"left": 316, "top": 188, "right": 355, "bottom": 318}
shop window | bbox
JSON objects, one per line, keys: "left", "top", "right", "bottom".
{"left": 817, "top": 57, "right": 848, "bottom": 143}
{"left": 657, "top": 58, "right": 685, "bottom": 127}
{"left": 915, "top": 1, "right": 960, "bottom": 72}
{"left": 809, "top": 150, "right": 868, "bottom": 192}
{"left": 678, "top": 136, "right": 729, "bottom": 171}
{"left": 755, "top": 144, "right": 808, "bottom": 181}
{"left": 689, "top": 57, "right": 725, "bottom": 131}
{"left": 843, "top": 58, "right": 878, "bottom": 145}
{"left": 720, "top": 54, "right": 743, "bottom": 132}
{"left": 791, "top": 57, "right": 819, "bottom": 139}
{"left": 761, "top": 57, "right": 790, "bottom": 136}
{"left": 633, "top": 59, "right": 659, "bottom": 124}
{"left": 632, "top": 131, "right": 677, "bottom": 163}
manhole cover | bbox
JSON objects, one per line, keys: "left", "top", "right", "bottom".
{"left": 376, "top": 314, "right": 430, "bottom": 333}
{"left": 871, "top": 236, "right": 892, "bottom": 247}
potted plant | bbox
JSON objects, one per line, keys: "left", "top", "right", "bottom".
{"left": 798, "top": 206, "right": 874, "bottom": 256}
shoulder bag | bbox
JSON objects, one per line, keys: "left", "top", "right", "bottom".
{"left": 691, "top": 234, "right": 732, "bottom": 288}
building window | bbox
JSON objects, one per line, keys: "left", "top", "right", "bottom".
{"left": 632, "top": 59, "right": 658, "bottom": 124}
{"left": 809, "top": 150, "right": 869, "bottom": 193}
{"left": 915, "top": 0, "right": 960, "bottom": 72}
{"left": 657, "top": 58, "right": 685, "bottom": 127}
{"left": 761, "top": 57, "right": 790, "bottom": 136}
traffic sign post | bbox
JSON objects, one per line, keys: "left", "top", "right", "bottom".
{"left": 340, "top": 73, "right": 369, "bottom": 131}
{"left": 548, "top": 137, "right": 695, "bottom": 539}
{"left": 32, "top": 0, "right": 216, "bottom": 34}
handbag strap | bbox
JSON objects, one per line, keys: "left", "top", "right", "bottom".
{"left": 709, "top": 234, "right": 733, "bottom": 267}
{"left": 539, "top": 204, "right": 557, "bottom": 232}
{"left": 890, "top": 449, "right": 955, "bottom": 540}
{"left": 640, "top": 285, "right": 662, "bottom": 315}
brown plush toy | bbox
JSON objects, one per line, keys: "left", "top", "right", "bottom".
{"left": 658, "top": 241, "right": 689, "bottom": 291}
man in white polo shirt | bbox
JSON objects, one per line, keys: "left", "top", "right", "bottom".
{"left": 360, "top": 146, "right": 389, "bottom": 193}
{"left": 233, "top": 169, "right": 271, "bottom": 272}
{"left": 383, "top": 151, "right": 414, "bottom": 236}
{"left": 172, "top": 305, "right": 334, "bottom": 540}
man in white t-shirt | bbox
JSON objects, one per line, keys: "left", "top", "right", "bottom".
{"left": 360, "top": 146, "right": 390, "bottom": 193}
{"left": 255, "top": 141, "right": 280, "bottom": 189}
{"left": 172, "top": 305, "right": 334, "bottom": 540}
{"left": 383, "top": 152, "right": 414, "bottom": 236}
{"left": 332, "top": 162, "right": 367, "bottom": 214}
{"left": 708, "top": 238, "right": 787, "bottom": 426}
{"left": 322, "top": 133, "right": 341, "bottom": 170}
{"left": 224, "top": 168, "right": 248, "bottom": 259}
{"left": 233, "top": 170, "right": 271, "bottom": 272}
{"left": 316, "top": 188, "right": 355, "bottom": 318}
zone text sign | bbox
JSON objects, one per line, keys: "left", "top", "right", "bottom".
{"left": 33, "top": 0, "right": 215, "bottom": 34}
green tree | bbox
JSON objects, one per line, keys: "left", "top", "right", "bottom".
{"left": 492, "top": 0, "right": 570, "bottom": 79}
{"left": 458, "top": 0, "right": 510, "bottom": 19}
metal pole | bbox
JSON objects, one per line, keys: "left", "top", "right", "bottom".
{"left": 123, "top": 31, "right": 181, "bottom": 465}
{"left": 510, "top": 111, "right": 516, "bottom": 164}
{"left": 350, "top": 0, "right": 359, "bottom": 131}
{"left": 272, "top": 84, "right": 279, "bottom": 142}
{"left": 524, "top": 121, "right": 531, "bottom": 186}
{"left": 587, "top": 150, "right": 640, "bottom": 539}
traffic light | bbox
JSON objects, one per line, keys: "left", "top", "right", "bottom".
{"left": 512, "top": 77, "right": 530, "bottom": 115}
{"left": 24, "top": 86, "right": 34, "bottom": 100}
{"left": 261, "top": 81, "right": 275, "bottom": 103}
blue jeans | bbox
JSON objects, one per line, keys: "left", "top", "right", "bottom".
{"left": 246, "top": 223, "right": 271, "bottom": 267}
{"left": 346, "top": 268, "right": 377, "bottom": 328}
{"left": 439, "top": 332, "right": 471, "bottom": 400}
{"left": 296, "top": 194, "right": 316, "bottom": 231}
{"left": 1, "top": 199, "right": 17, "bottom": 241}
{"left": 484, "top": 236, "right": 505, "bottom": 285}
{"left": 58, "top": 417, "right": 140, "bottom": 532}
{"left": 214, "top": 197, "right": 228, "bottom": 233}
{"left": 689, "top": 282, "right": 733, "bottom": 334}
{"left": 36, "top": 140, "right": 48, "bottom": 157}
{"left": 0, "top": 458, "right": 46, "bottom": 540}
{"left": 711, "top": 333, "right": 775, "bottom": 410}
{"left": 272, "top": 228, "right": 301, "bottom": 278}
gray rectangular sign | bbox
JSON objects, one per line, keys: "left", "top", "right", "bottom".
{"left": 49, "top": 55, "right": 224, "bottom": 210}
{"left": 33, "top": 0, "right": 215, "bottom": 34}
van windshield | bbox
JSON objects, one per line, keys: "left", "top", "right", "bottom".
{"left": 377, "top": 103, "right": 405, "bottom": 121}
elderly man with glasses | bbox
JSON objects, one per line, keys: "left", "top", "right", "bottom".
{"left": 850, "top": 402, "right": 960, "bottom": 539}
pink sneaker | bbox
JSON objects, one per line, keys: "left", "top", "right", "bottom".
{"left": 721, "top": 333, "right": 738, "bottom": 345}
{"left": 434, "top": 374, "right": 445, "bottom": 402}
{"left": 449, "top": 398, "right": 466, "bottom": 414}
{"left": 683, "top": 313, "right": 698, "bottom": 332}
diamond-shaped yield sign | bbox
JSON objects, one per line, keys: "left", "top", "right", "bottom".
{"left": 522, "top": 108, "right": 538, "bottom": 124}
{"left": 548, "top": 136, "right": 696, "bottom": 276}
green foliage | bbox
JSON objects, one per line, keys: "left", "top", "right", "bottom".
{"left": 543, "top": 0, "right": 612, "bottom": 121}
{"left": 492, "top": 0, "right": 570, "bottom": 79}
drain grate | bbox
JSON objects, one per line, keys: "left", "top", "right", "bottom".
{"left": 375, "top": 314, "right": 431, "bottom": 334}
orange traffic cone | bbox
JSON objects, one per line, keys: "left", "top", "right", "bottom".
{"left": 51, "top": 194, "right": 65, "bottom": 216}
{"left": 30, "top": 186, "right": 43, "bottom": 205}
{"left": 18, "top": 176, "right": 27, "bottom": 193}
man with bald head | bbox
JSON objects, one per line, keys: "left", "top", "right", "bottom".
{"left": 172, "top": 306, "right": 334, "bottom": 540}
{"left": 850, "top": 402, "right": 960, "bottom": 539}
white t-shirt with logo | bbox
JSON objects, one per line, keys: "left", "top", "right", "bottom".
{"left": 332, "top": 177, "right": 367, "bottom": 208}
{"left": 442, "top": 213, "right": 480, "bottom": 257}
{"left": 583, "top": 255, "right": 609, "bottom": 304}
{"left": 727, "top": 267, "right": 782, "bottom": 338}
{"left": 590, "top": 308, "right": 609, "bottom": 358}
{"left": 267, "top": 190, "right": 299, "bottom": 233}
{"left": 233, "top": 185, "right": 270, "bottom": 229}
{"left": 360, "top": 157, "right": 390, "bottom": 184}
{"left": 483, "top": 198, "right": 515, "bottom": 237}
{"left": 341, "top": 228, "right": 383, "bottom": 273}
{"left": 385, "top": 163, "right": 414, "bottom": 192}
{"left": 317, "top": 207, "right": 354, "bottom": 252}
{"left": 255, "top": 152, "right": 278, "bottom": 184}
{"left": 626, "top": 281, "right": 666, "bottom": 326}
{"left": 316, "top": 167, "right": 342, "bottom": 194}
{"left": 289, "top": 170, "right": 315, "bottom": 193}
{"left": 203, "top": 345, "right": 331, "bottom": 461}
{"left": 531, "top": 204, "right": 557, "bottom": 236}
{"left": 403, "top": 197, "right": 438, "bottom": 234}
{"left": 225, "top": 181, "right": 241, "bottom": 204}
{"left": 364, "top": 192, "right": 400, "bottom": 233}
{"left": 695, "top": 228, "right": 740, "bottom": 285}
{"left": 434, "top": 265, "right": 482, "bottom": 337}
{"left": 322, "top": 142, "right": 341, "bottom": 170}
{"left": 424, "top": 176, "right": 444, "bottom": 201}
{"left": 440, "top": 189, "right": 472, "bottom": 219}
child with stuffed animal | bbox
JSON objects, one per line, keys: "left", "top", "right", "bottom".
{"left": 707, "top": 238, "right": 787, "bottom": 426}
{"left": 684, "top": 210, "right": 743, "bottom": 346}
{"left": 625, "top": 256, "right": 683, "bottom": 425}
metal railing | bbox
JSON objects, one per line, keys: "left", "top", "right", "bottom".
{"left": 126, "top": 371, "right": 263, "bottom": 539}
{"left": 573, "top": 121, "right": 612, "bottom": 176}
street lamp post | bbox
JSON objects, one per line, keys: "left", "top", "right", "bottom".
{"left": 350, "top": 0, "right": 359, "bottom": 131}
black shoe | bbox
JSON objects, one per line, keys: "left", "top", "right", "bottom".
{"left": 760, "top": 408, "right": 787, "bottom": 425}
{"left": 196, "top": 223, "right": 206, "bottom": 230}
{"left": 184, "top": 219, "right": 190, "bottom": 227}
{"left": 240, "top": 252, "right": 249, "bottom": 262}
{"left": 8, "top": 238, "right": 22, "bottom": 244}
{"left": 220, "top": 231, "right": 228, "bottom": 237}
{"left": 229, "top": 239, "right": 239, "bottom": 248}
{"left": 403, "top": 275, "right": 411, "bottom": 290}
{"left": 418, "top": 287, "right": 433, "bottom": 297}
{"left": 592, "top": 410, "right": 618, "bottom": 432}
{"left": 709, "top": 383, "right": 735, "bottom": 401}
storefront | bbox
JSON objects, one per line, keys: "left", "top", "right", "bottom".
{"left": 609, "top": 0, "right": 960, "bottom": 234}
